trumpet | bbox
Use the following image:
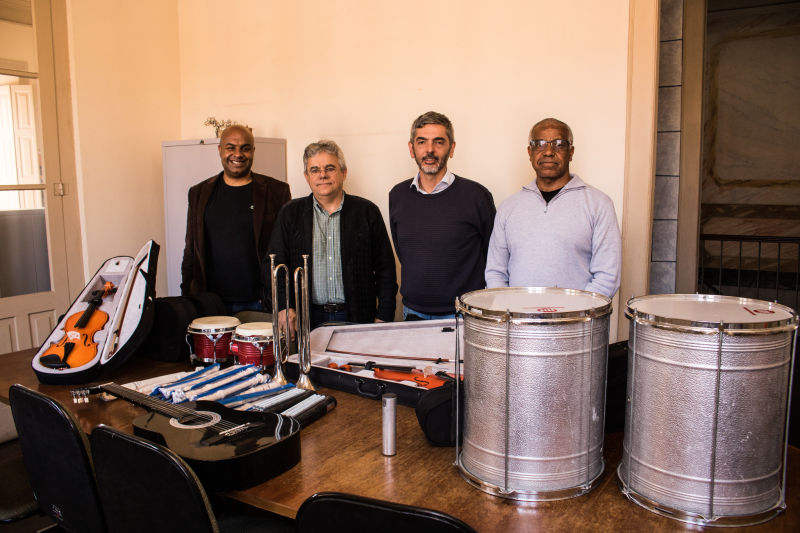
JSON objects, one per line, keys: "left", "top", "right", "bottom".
{"left": 294, "top": 255, "right": 315, "bottom": 391}
{"left": 269, "top": 254, "right": 289, "bottom": 386}
{"left": 269, "top": 254, "right": 315, "bottom": 391}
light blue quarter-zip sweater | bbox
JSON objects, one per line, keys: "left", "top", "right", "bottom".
{"left": 485, "top": 174, "right": 621, "bottom": 298}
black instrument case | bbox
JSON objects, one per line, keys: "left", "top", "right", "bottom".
{"left": 32, "top": 241, "right": 159, "bottom": 384}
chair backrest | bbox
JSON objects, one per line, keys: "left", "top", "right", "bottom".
{"left": 8, "top": 384, "right": 106, "bottom": 533}
{"left": 89, "top": 424, "right": 219, "bottom": 533}
{"left": 295, "top": 492, "right": 477, "bottom": 533}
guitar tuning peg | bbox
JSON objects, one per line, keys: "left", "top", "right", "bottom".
{"left": 70, "top": 389, "right": 89, "bottom": 404}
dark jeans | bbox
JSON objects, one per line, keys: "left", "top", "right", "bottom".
{"left": 224, "top": 300, "right": 265, "bottom": 315}
{"left": 310, "top": 307, "right": 348, "bottom": 329}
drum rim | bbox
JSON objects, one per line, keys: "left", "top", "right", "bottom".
{"left": 188, "top": 315, "right": 241, "bottom": 331}
{"left": 616, "top": 465, "right": 785, "bottom": 527}
{"left": 456, "top": 287, "right": 612, "bottom": 321}
{"left": 232, "top": 334, "right": 274, "bottom": 342}
{"left": 235, "top": 322, "right": 274, "bottom": 336}
{"left": 188, "top": 326, "right": 238, "bottom": 334}
{"left": 625, "top": 293, "right": 799, "bottom": 332}
{"left": 457, "top": 453, "right": 604, "bottom": 501}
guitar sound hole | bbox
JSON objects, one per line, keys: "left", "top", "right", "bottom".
{"left": 169, "top": 410, "right": 222, "bottom": 429}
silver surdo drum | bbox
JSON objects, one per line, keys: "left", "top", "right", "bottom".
{"left": 455, "top": 287, "right": 612, "bottom": 501}
{"left": 619, "top": 294, "right": 798, "bottom": 527}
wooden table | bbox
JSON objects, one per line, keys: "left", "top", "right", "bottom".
{"left": 3, "top": 349, "right": 798, "bottom": 532}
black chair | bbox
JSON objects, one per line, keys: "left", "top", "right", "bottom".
{"left": 295, "top": 492, "right": 477, "bottom": 533}
{"left": 0, "top": 442, "right": 39, "bottom": 524}
{"left": 0, "top": 400, "right": 38, "bottom": 525}
{"left": 90, "top": 425, "right": 292, "bottom": 533}
{"left": 8, "top": 384, "right": 106, "bottom": 533}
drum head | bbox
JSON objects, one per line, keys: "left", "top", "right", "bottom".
{"left": 188, "top": 315, "right": 241, "bottom": 333}
{"left": 626, "top": 294, "right": 798, "bottom": 331}
{"left": 457, "top": 287, "right": 611, "bottom": 321}
{"left": 234, "top": 322, "right": 273, "bottom": 337}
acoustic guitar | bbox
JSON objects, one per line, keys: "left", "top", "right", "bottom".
{"left": 74, "top": 382, "right": 301, "bottom": 491}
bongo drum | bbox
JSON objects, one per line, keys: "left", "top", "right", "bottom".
{"left": 455, "top": 287, "right": 612, "bottom": 501}
{"left": 230, "top": 322, "right": 275, "bottom": 368}
{"left": 619, "top": 294, "right": 798, "bottom": 526}
{"left": 186, "top": 316, "right": 240, "bottom": 365}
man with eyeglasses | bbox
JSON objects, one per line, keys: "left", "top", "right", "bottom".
{"left": 485, "top": 118, "right": 621, "bottom": 298}
{"left": 389, "top": 111, "right": 496, "bottom": 320}
{"left": 269, "top": 140, "right": 397, "bottom": 340}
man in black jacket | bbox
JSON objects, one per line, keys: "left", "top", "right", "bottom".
{"left": 269, "top": 140, "right": 397, "bottom": 338}
{"left": 181, "top": 125, "right": 291, "bottom": 314}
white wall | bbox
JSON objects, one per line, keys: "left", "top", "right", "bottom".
{"left": 67, "top": 0, "right": 180, "bottom": 294}
{"left": 177, "top": 1, "right": 629, "bottom": 217}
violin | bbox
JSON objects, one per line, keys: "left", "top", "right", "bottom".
{"left": 372, "top": 368, "right": 448, "bottom": 389}
{"left": 40, "top": 282, "right": 116, "bottom": 369}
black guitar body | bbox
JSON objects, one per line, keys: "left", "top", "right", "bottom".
{"left": 131, "top": 400, "right": 301, "bottom": 491}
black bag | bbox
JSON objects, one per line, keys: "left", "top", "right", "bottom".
{"left": 137, "top": 296, "right": 199, "bottom": 362}
{"left": 606, "top": 340, "right": 628, "bottom": 433}
{"left": 138, "top": 292, "right": 229, "bottom": 362}
{"left": 414, "top": 378, "right": 463, "bottom": 447}
{"left": 186, "top": 291, "right": 226, "bottom": 317}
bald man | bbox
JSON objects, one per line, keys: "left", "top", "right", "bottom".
{"left": 181, "top": 125, "right": 291, "bottom": 313}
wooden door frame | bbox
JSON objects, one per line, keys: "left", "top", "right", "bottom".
{"left": 616, "top": 0, "right": 661, "bottom": 341}
{"left": 0, "top": 0, "right": 83, "bottom": 352}
{"left": 675, "top": 0, "right": 705, "bottom": 294}
{"left": 34, "top": 0, "right": 83, "bottom": 299}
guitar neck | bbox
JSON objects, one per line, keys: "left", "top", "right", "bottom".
{"left": 98, "top": 382, "right": 197, "bottom": 420}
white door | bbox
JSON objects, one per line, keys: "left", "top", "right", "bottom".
{"left": 0, "top": 0, "right": 76, "bottom": 354}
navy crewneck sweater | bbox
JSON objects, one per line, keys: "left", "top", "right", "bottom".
{"left": 389, "top": 175, "right": 495, "bottom": 313}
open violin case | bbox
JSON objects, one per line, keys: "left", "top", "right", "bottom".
{"left": 285, "top": 319, "right": 459, "bottom": 408}
{"left": 32, "top": 240, "right": 159, "bottom": 385}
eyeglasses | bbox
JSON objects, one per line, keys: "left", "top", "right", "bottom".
{"left": 529, "top": 139, "right": 571, "bottom": 152}
{"left": 307, "top": 164, "right": 340, "bottom": 176}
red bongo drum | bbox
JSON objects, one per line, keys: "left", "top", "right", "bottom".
{"left": 230, "top": 322, "right": 274, "bottom": 368}
{"left": 186, "top": 316, "right": 240, "bottom": 365}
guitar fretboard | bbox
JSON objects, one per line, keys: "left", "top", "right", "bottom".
{"left": 99, "top": 382, "right": 233, "bottom": 432}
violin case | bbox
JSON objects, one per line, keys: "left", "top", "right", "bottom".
{"left": 32, "top": 241, "right": 159, "bottom": 385}
{"left": 285, "top": 320, "right": 459, "bottom": 407}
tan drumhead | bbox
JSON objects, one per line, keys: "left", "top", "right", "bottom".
{"left": 234, "top": 322, "right": 273, "bottom": 337}
{"left": 187, "top": 315, "right": 240, "bottom": 333}
{"left": 626, "top": 294, "right": 797, "bottom": 331}
{"left": 457, "top": 287, "right": 612, "bottom": 320}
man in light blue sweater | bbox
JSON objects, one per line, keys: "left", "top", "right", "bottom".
{"left": 485, "top": 118, "right": 621, "bottom": 298}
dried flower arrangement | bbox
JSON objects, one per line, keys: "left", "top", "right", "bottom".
{"left": 203, "top": 117, "right": 234, "bottom": 138}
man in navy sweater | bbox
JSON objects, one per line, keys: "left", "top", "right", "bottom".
{"left": 389, "top": 112, "right": 496, "bottom": 319}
